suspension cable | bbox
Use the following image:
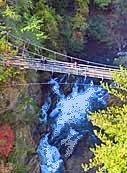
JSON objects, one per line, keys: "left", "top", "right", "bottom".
{"left": 0, "top": 82, "right": 99, "bottom": 86}
{"left": 1, "top": 42, "right": 119, "bottom": 71}
{"left": 6, "top": 32, "right": 119, "bottom": 69}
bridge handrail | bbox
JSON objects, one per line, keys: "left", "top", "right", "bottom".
{"left": 6, "top": 32, "right": 119, "bottom": 69}
{"left": 1, "top": 53, "right": 120, "bottom": 73}
{"left": 2, "top": 55, "right": 119, "bottom": 71}
{"left": 1, "top": 55, "right": 119, "bottom": 74}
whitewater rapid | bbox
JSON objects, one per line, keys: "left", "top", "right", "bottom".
{"left": 37, "top": 77, "right": 108, "bottom": 173}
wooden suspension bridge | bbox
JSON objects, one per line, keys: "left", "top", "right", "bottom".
{"left": 1, "top": 56, "right": 119, "bottom": 80}
{"left": 0, "top": 31, "right": 120, "bottom": 80}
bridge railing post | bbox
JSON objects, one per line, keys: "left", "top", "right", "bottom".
{"left": 22, "top": 43, "right": 26, "bottom": 59}
{"left": 54, "top": 52, "right": 57, "bottom": 60}
{"left": 85, "top": 65, "right": 88, "bottom": 78}
{"left": 52, "top": 62, "right": 54, "bottom": 74}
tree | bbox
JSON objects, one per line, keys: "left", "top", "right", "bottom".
{"left": 0, "top": 0, "right": 47, "bottom": 47}
{"left": 59, "top": 0, "right": 89, "bottom": 53}
{"left": 88, "top": 0, "right": 127, "bottom": 51}
{"left": 35, "top": 0, "right": 62, "bottom": 50}
{"left": 82, "top": 67, "right": 127, "bottom": 173}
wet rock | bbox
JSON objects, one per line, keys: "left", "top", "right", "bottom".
{"left": 31, "top": 119, "right": 50, "bottom": 146}
{"left": 64, "top": 136, "right": 94, "bottom": 173}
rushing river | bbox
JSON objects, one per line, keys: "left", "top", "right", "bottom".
{"left": 37, "top": 77, "right": 108, "bottom": 173}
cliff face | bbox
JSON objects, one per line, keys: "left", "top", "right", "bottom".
{"left": 0, "top": 70, "right": 51, "bottom": 173}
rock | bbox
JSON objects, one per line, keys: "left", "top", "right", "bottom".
{"left": 31, "top": 119, "right": 50, "bottom": 146}
{"left": 25, "top": 154, "right": 41, "bottom": 173}
{"left": 64, "top": 136, "right": 94, "bottom": 173}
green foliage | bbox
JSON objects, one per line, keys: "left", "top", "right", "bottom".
{"left": 0, "top": 36, "right": 7, "bottom": 52}
{"left": 2, "top": 5, "right": 21, "bottom": 33}
{"left": 75, "top": 0, "right": 89, "bottom": 15}
{"left": 88, "top": 0, "right": 127, "bottom": 50}
{"left": 72, "top": 13, "right": 88, "bottom": 31}
{"left": 3, "top": 5, "right": 20, "bottom": 21}
{"left": 15, "top": 0, "right": 33, "bottom": 13}
{"left": 102, "top": 67, "right": 127, "bottom": 101}
{"left": 88, "top": 14, "right": 110, "bottom": 44}
{"left": 35, "top": 0, "right": 62, "bottom": 49}
{"left": 21, "top": 17, "right": 41, "bottom": 32}
{"left": 95, "top": 0, "right": 111, "bottom": 7}
{"left": 58, "top": 0, "right": 89, "bottom": 53}
{"left": 0, "top": 1, "right": 47, "bottom": 45}
{"left": 21, "top": 15, "right": 47, "bottom": 40}
{"left": 0, "top": 66, "right": 6, "bottom": 81}
{"left": 0, "top": 0, "right": 89, "bottom": 54}
{"left": 82, "top": 68, "right": 127, "bottom": 173}
{"left": 1, "top": 0, "right": 127, "bottom": 54}
{"left": 0, "top": 66, "right": 20, "bottom": 82}
{"left": 8, "top": 147, "right": 27, "bottom": 173}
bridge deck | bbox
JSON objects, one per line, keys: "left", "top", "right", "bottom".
{"left": 1, "top": 56, "right": 119, "bottom": 80}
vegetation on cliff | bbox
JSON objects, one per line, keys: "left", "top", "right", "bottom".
{"left": 1, "top": 0, "right": 127, "bottom": 56}
{"left": 82, "top": 68, "right": 127, "bottom": 172}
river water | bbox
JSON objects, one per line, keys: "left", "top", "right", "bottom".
{"left": 37, "top": 77, "right": 108, "bottom": 173}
